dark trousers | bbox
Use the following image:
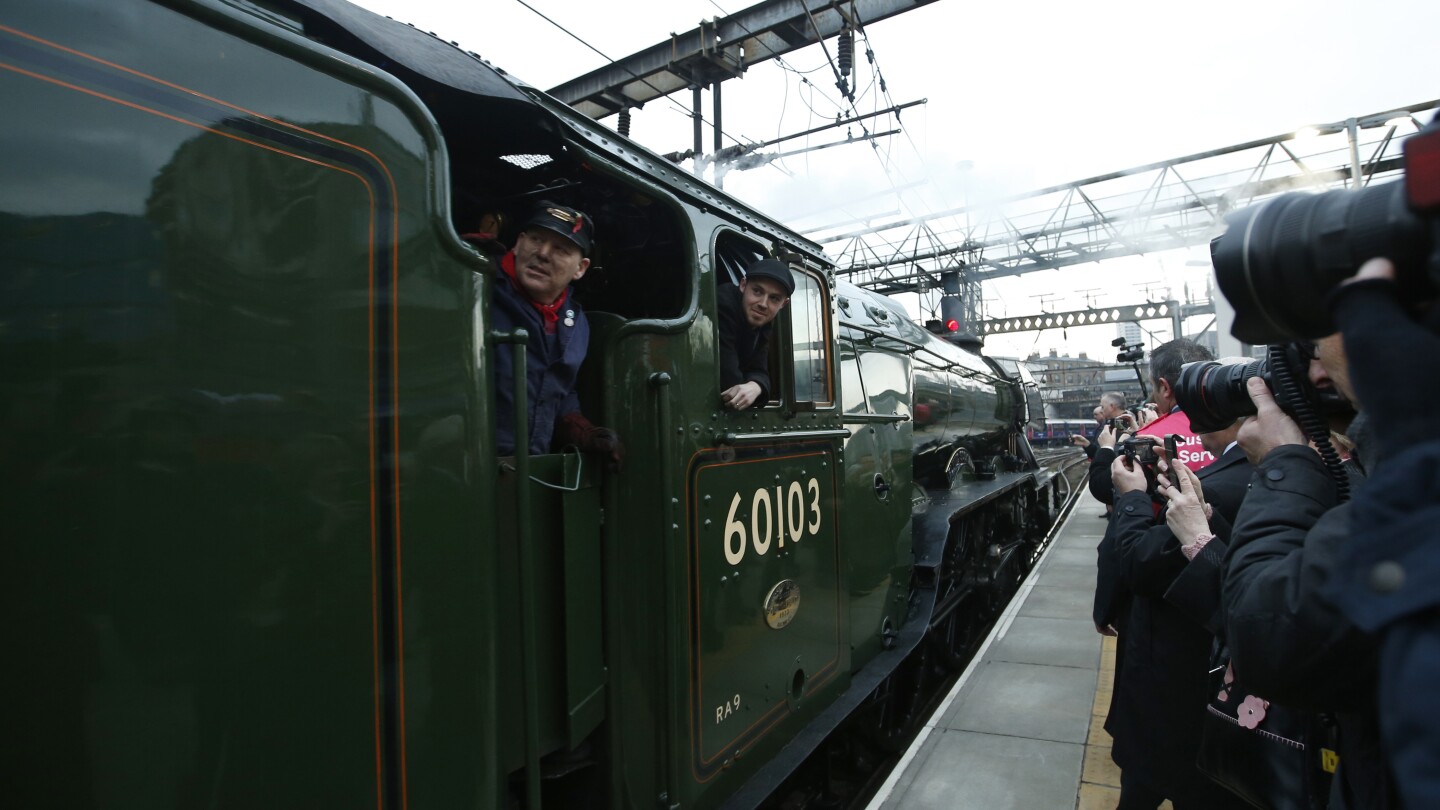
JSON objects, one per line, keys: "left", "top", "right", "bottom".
{"left": 1118, "top": 768, "right": 1250, "bottom": 810}
{"left": 1117, "top": 770, "right": 1166, "bottom": 810}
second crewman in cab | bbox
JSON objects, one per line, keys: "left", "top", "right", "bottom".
{"left": 718, "top": 258, "right": 793, "bottom": 411}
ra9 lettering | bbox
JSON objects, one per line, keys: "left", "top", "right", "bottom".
{"left": 723, "top": 478, "right": 821, "bottom": 566}
{"left": 715, "top": 693, "right": 741, "bottom": 724}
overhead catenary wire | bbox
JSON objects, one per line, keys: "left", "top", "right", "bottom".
{"left": 511, "top": 0, "right": 763, "bottom": 157}
{"left": 701, "top": 0, "right": 862, "bottom": 178}
{"left": 518, "top": 0, "right": 946, "bottom": 266}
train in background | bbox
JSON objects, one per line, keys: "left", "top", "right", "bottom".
{"left": 1, "top": 1, "right": 1066, "bottom": 807}
{"left": 1029, "top": 417, "right": 1104, "bottom": 447}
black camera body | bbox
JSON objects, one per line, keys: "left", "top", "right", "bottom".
{"left": 1119, "top": 435, "right": 1163, "bottom": 500}
{"left": 1119, "top": 434, "right": 1184, "bottom": 503}
{"left": 1210, "top": 113, "right": 1440, "bottom": 344}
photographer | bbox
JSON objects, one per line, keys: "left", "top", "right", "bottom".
{"left": 1093, "top": 345, "right": 1211, "bottom": 632}
{"left": 1220, "top": 335, "right": 1394, "bottom": 809}
{"left": 1090, "top": 399, "right": 1134, "bottom": 638}
{"left": 1087, "top": 393, "right": 1133, "bottom": 517}
{"left": 1070, "top": 405, "right": 1106, "bottom": 458}
{"left": 1326, "top": 257, "right": 1440, "bottom": 809}
{"left": 1090, "top": 341, "right": 1209, "bottom": 506}
{"left": 1197, "top": 108, "right": 1437, "bottom": 808}
{"left": 1089, "top": 342, "right": 1224, "bottom": 807}
{"left": 1103, "top": 419, "right": 1252, "bottom": 809}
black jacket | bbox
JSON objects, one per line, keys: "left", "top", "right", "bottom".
{"left": 1330, "top": 440, "right": 1440, "bottom": 810}
{"left": 1105, "top": 446, "right": 1253, "bottom": 805}
{"left": 1088, "top": 445, "right": 1118, "bottom": 506}
{"left": 1223, "top": 433, "right": 1395, "bottom": 810}
{"left": 717, "top": 284, "right": 772, "bottom": 402}
{"left": 1163, "top": 445, "right": 1247, "bottom": 634}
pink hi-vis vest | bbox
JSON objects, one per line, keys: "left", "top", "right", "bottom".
{"left": 1139, "top": 410, "right": 1214, "bottom": 472}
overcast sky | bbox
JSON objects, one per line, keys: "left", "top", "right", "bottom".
{"left": 351, "top": 0, "right": 1437, "bottom": 360}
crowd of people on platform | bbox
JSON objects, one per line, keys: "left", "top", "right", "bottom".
{"left": 1072, "top": 255, "right": 1438, "bottom": 810}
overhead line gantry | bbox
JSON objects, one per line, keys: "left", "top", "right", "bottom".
{"left": 816, "top": 99, "right": 1438, "bottom": 296}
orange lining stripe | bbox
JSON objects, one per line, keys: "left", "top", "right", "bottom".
{"left": 2, "top": 33, "right": 404, "bottom": 808}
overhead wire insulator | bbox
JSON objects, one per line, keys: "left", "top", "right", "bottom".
{"left": 618, "top": 108, "right": 632, "bottom": 138}
{"left": 837, "top": 28, "right": 854, "bottom": 78}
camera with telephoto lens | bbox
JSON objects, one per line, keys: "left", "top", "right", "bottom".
{"left": 1173, "top": 343, "right": 1354, "bottom": 434}
{"left": 1209, "top": 112, "right": 1440, "bottom": 344}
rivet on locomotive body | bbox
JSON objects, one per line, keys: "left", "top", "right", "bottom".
{"left": 764, "top": 579, "right": 801, "bottom": 630}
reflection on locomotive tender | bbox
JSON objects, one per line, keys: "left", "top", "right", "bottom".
{"left": 2, "top": 2, "right": 1067, "bottom": 809}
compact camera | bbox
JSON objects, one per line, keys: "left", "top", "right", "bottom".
{"left": 1119, "top": 434, "right": 1181, "bottom": 502}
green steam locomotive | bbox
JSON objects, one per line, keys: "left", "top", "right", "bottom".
{"left": 1, "top": 1, "right": 1064, "bottom": 806}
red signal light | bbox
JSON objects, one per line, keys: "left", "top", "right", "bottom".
{"left": 1406, "top": 125, "right": 1440, "bottom": 208}
{"left": 945, "top": 319, "right": 960, "bottom": 332}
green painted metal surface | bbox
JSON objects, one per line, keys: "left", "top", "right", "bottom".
{"left": 494, "top": 452, "right": 607, "bottom": 766}
{"left": 685, "top": 442, "right": 843, "bottom": 780}
{"left": 2, "top": 0, "right": 499, "bottom": 806}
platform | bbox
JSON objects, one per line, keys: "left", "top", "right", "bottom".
{"left": 866, "top": 489, "right": 1168, "bottom": 810}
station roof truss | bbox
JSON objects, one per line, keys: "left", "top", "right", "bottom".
{"left": 547, "top": 0, "right": 940, "bottom": 119}
{"left": 812, "top": 99, "right": 1439, "bottom": 295}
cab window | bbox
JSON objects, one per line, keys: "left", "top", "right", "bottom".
{"left": 789, "top": 269, "right": 833, "bottom": 407}
{"left": 714, "top": 232, "right": 833, "bottom": 411}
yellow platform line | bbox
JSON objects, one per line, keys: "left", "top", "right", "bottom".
{"left": 1076, "top": 634, "right": 1173, "bottom": 810}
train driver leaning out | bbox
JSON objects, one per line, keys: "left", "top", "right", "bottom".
{"left": 489, "top": 201, "right": 622, "bottom": 468}
{"left": 718, "top": 258, "right": 794, "bottom": 411}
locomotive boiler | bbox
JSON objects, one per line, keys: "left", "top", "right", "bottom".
{"left": 0, "top": 0, "right": 1063, "bottom": 807}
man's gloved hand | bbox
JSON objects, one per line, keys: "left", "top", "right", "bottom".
{"left": 1329, "top": 257, "right": 1440, "bottom": 459}
{"left": 587, "top": 427, "right": 624, "bottom": 473}
{"left": 556, "top": 411, "right": 625, "bottom": 472}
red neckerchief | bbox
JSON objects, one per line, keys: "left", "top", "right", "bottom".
{"left": 501, "top": 251, "right": 568, "bottom": 335}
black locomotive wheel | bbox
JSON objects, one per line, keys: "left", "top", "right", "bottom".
{"left": 869, "top": 641, "right": 934, "bottom": 753}
{"left": 931, "top": 596, "right": 985, "bottom": 671}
